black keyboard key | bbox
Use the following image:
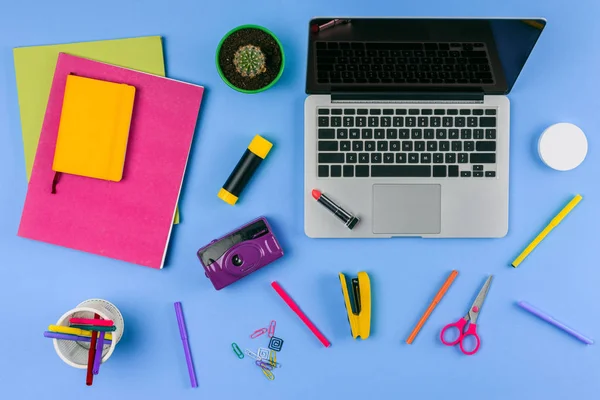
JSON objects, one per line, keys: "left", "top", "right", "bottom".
{"left": 352, "top": 141, "right": 363, "bottom": 151}
{"left": 318, "top": 153, "right": 344, "bottom": 163}
{"left": 470, "top": 153, "right": 496, "bottom": 163}
{"left": 374, "top": 129, "right": 385, "bottom": 139}
{"left": 473, "top": 165, "right": 483, "bottom": 171}
{"left": 349, "top": 129, "right": 360, "bottom": 139}
{"left": 371, "top": 165, "right": 431, "bottom": 177}
{"left": 346, "top": 153, "right": 357, "bottom": 163}
{"left": 356, "top": 165, "right": 369, "bottom": 177}
{"left": 390, "top": 141, "right": 400, "bottom": 151}
{"left": 371, "top": 153, "right": 382, "bottom": 163}
{"left": 340, "top": 141, "right": 351, "bottom": 151}
{"left": 486, "top": 129, "right": 497, "bottom": 139}
{"left": 467, "top": 117, "right": 478, "bottom": 127}
{"left": 461, "top": 171, "right": 471, "bottom": 177}
{"left": 418, "top": 117, "right": 429, "bottom": 127}
{"left": 393, "top": 117, "right": 404, "bottom": 127}
{"left": 331, "top": 165, "right": 342, "bottom": 177}
{"left": 474, "top": 171, "right": 484, "bottom": 177}
{"left": 464, "top": 141, "right": 475, "bottom": 151}
{"left": 461, "top": 129, "right": 472, "bottom": 139}
{"left": 447, "top": 109, "right": 458, "bottom": 115}
{"left": 448, "top": 165, "right": 459, "bottom": 177}
{"left": 436, "top": 129, "right": 447, "bottom": 139}
{"left": 377, "top": 141, "right": 388, "bottom": 151}
{"left": 386, "top": 129, "right": 398, "bottom": 139}
{"left": 318, "top": 141, "right": 338, "bottom": 151}
{"left": 365, "top": 141, "right": 376, "bottom": 151}
{"left": 421, "top": 109, "right": 433, "bottom": 115}
{"left": 318, "top": 109, "right": 330, "bottom": 115}
{"left": 399, "top": 129, "right": 410, "bottom": 139}
{"left": 356, "top": 117, "right": 367, "bottom": 127}
{"left": 485, "top": 171, "right": 496, "bottom": 177}
{"left": 396, "top": 153, "right": 407, "bottom": 163}
{"left": 411, "top": 129, "right": 423, "bottom": 139}
{"left": 396, "top": 109, "right": 407, "bottom": 115}
{"left": 344, "top": 109, "right": 356, "bottom": 115}
{"left": 342, "top": 165, "right": 354, "bottom": 178}
{"left": 474, "top": 129, "right": 484, "bottom": 139}
{"left": 442, "top": 117, "right": 453, "bottom": 128}
{"left": 381, "top": 117, "right": 392, "bottom": 127}
{"left": 415, "top": 141, "right": 425, "bottom": 151}
{"left": 434, "top": 109, "right": 445, "bottom": 115}
{"left": 430, "top": 117, "right": 441, "bottom": 127}
{"left": 406, "top": 117, "right": 416, "bottom": 127}
{"left": 476, "top": 141, "right": 496, "bottom": 151}
{"left": 440, "top": 141, "right": 450, "bottom": 152}
{"left": 421, "top": 153, "right": 432, "bottom": 163}
{"left": 331, "top": 117, "right": 342, "bottom": 127}
{"left": 368, "top": 117, "right": 379, "bottom": 127}
{"left": 357, "top": 109, "right": 369, "bottom": 115}
{"left": 433, "top": 153, "right": 444, "bottom": 163}
{"left": 384, "top": 153, "right": 394, "bottom": 163}
{"left": 408, "top": 153, "right": 419, "bottom": 163}
{"left": 473, "top": 109, "right": 484, "bottom": 115}
{"left": 433, "top": 165, "right": 447, "bottom": 177}
{"left": 318, "top": 117, "right": 329, "bottom": 127}
{"left": 455, "top": 117, "right": 465, "bottom": 127}
{"left": 424, "top": 129, "right": 434, "bottom": 139}
{"left": 445, "top": 153, "right": 456, "bottom": 163}
{"left": 359, "top": 153, "right": 369, "bottom": 163}
{"left": 452, "top": 141, "right": 462, "bottom": 151}
{"left": 318, "top": 165, "right": 329, "bottom": 177}
{"left": 427, "top": 141, "right": 437, "bottom": 151}
{"left": 485, "top": 109, "right": 497, "bottom": 115}
{"left": 460, "top": 109, "right": 471, "bottom": 115}
{"left": 369, "top": 109, "right": 381, "bottom": 115}
{"left": 318, "top": 129, "right": 335, "bottom": 139}
{"left": 343, "top": 117, "right": 354, "bottom": 127}
{"left": 337, "top": 129, "right": 348, "bottom": 139}
{"left": 331, "top": 109, "right": 343, "bottom": 115}
{"left": 480, "top": 117, "right": 496, "bottom": 127}
{"left": 383, "top": 109, "right": 394, "bottom": 115}
{"left": 449, "top": 129, "right": 459, "bottom": 139}
{"left": 409, "top": 109, "right": 420, "bottom": 115}
{"left": 362, "top": 129, "right": 373, "bottom": 139}
{"left": 458, "top": 153, "right": 468, "bottom": 163}
{"left": 402, "top": 141, "right": 413, "bottom": 151}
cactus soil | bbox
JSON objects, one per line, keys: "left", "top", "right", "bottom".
{"left": 218, "top": 28, "right": 283, "bottom": 91}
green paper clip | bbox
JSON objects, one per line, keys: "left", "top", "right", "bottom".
{"left": 232, "top": 342, "right": 244, "bottom": 359}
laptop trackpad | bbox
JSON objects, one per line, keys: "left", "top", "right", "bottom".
{"left": 372, "top": 184, "right": 441, "bottom": 234}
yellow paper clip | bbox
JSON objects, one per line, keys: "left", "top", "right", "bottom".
{"left": 339, "top": 272, "right": 371, "bottom": 339}
{"left": 261, "top": 367, "right": 275, "bottom": 380}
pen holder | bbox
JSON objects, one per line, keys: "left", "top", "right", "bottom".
{"left": 53, "top": 299, "right": 125, "bottom": 369}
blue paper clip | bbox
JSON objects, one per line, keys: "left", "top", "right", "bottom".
{"left": 232, "top": 343, "right": 244, "bottom": 359}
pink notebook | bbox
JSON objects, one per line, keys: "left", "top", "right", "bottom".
{"left": 18, "top": 53, "right": 204, "bottom": 269}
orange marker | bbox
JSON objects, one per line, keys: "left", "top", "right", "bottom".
{"left": 406, "top": 270, "right": 458, "bottom": 344}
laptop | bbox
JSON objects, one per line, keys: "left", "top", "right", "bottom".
{"left": 304, "top": 17, "right": 545, "bottom": 238}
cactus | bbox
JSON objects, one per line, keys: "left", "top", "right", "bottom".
{"left": 233, "top": 44, "right": 266, "bottom": 78}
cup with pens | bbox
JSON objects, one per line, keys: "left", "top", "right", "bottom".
{"left": 45, "top": 299, "right": 124, "bottom": 385}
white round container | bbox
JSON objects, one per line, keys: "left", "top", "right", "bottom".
{"left": 538, "top": 123, "right": 588, "bottom": 171}
{"left": 53, "top": 299, "right": 124, "bottom": 369}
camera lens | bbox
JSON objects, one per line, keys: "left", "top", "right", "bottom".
{"left": 232, "top": 255, "right": 243, "bottom": 267}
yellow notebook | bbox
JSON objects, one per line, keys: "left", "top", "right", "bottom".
{"left": 52, "top": 75, "right": 136, "bottom": 182}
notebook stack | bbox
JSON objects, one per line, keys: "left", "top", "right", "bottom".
{"left": 14, "top": 37, "right": 204, "bottom": 269}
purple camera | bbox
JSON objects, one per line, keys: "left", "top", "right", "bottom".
{"left": 197, "top": 217, "right": 284, "bottom": 290}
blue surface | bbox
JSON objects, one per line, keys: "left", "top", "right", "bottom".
{"left": 1, "top": 1, "right": 599, "bottom": 399}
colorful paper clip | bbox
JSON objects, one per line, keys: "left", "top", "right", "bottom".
{"left": 232, "top": 343, "right": 244, "bottom": 359}
{"left": 269, "top": 350, "right": 276, "bottom": 365}
{"left": 245, "top": 349, "right": 261, "bottom": 361}
{"left": 256, "top": 360, "right": 274, "bottom": 371}
{"left": 250, "top": 327, "right": 268, "bottom": 339}
{"left": 261, "top": 367, "right": 275, "bottom": 381}
{"left": 268, "top": 320, "right": 276, "bottom": 338}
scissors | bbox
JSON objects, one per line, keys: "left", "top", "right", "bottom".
{"left": 440, "top": 275, "right": 493, "bottom": 355}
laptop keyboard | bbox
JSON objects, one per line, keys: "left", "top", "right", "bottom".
{"left": 315, "top": 42, "right": 495, "bottom": 85}
{"left": 316, "top": 107, "right": 498, "bottom": 178}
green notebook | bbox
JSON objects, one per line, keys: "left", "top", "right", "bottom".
{"left": 14, "top": 36, "right": 180, "bottom": 223}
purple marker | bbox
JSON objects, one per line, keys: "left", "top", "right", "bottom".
{"left": 44, "top": 331, "right": 112, "bottom": 344}
{"left": 175, "top": 302, "right": 198, "bottom": 387}
{"left": 517, "top": 301, "right": 594, "bottom": 345}
{"left": 92, "top": 332, "right": 105, "bottom": 375}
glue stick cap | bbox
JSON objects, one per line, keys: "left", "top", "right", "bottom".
{"left": 218, "top": 188, "right": 239, "bottom": 205}
{"left": 248, "top": 135, "right": 273, "bottom": 159}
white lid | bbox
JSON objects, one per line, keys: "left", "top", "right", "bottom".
{"left": 538, "top": 123, "right": 588, "bottom": 171}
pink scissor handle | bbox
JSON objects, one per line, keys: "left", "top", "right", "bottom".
{"left": 459, "top": 323, "right": 480, "bottom": 355}
{"left": 440, "top": 318, "right": 468, "bottom": 346}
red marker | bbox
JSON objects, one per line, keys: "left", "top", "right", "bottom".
{"left": 312, "top": 189, "right": 359, "bottom": 230}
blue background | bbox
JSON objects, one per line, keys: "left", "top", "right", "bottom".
{"left": 1, "top": 1, "right": 598, "bottom": 399}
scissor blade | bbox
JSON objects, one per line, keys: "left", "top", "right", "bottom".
{"left": 468, "top": 275, "right": 493, "bottom": 324}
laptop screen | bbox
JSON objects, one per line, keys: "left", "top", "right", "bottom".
{"left": 306, "top": 18, "right": 546, "bottom": 95}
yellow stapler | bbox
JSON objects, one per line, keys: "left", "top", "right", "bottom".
{"left": 339, "top": 271, "right": 371, "bottom": 339}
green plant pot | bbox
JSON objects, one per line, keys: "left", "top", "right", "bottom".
{"left": 216, "top": 24, "right": 285, "bottom": 94}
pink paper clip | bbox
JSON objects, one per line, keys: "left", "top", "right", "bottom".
{"left": 268, "top": 320, "right": 276, "bottom": 338}
{"left": 250, "top": 327, "right": 268, "bottom": 339}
